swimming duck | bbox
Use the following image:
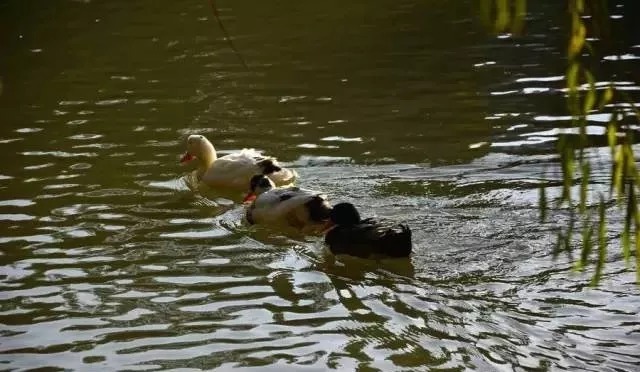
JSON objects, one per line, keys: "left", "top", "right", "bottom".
{"left": 180, "top": 134, "right": 297, "bottom": 190}
{"left": 243, "top": 175, "right": 332, "bottom": 231}
{"left": 325, "top": 203, "right": 412, "bottom": 258}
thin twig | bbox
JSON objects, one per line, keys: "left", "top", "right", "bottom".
{"left": 208, "top": 0, "right": 249, "bottom": 70}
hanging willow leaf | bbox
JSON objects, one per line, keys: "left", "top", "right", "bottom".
{"left": 495, "top": 0, "right": 510, "bottom": 33}
{"left": 539, "top": 183, "right": 547, "bottom": 223}
{"left": 591, "top": 197, "right": 607, "bottom": 286}
{"left": 479, "top": 0, "right": 493, "bottom": 30}
{"left": 622, "top": 182, "right": 633, "bottom": 264}
{"left": 583, "top": 70, "right": 596, "bottom": 114}
{"left": 613, "top": 146, "right": 624, "bottom": 199}
{"left": 574, "top": 0, "right": 584, "bottom": 13}
{"left": 554, "top": 231, "right": 564, "bottom": 260}
{"left": 599, "top": 86, "right": 614, "bottom": 110}
{"left": 568, "top": 21, "right": 586, "bottom": 59}
{"left": 636, "top": 216, "right": 640, "bottom": 284}
{"left": 580, "top": 161, "right": 590, "bottom": 214}
{"left": 566, "top": 63, "right": 581, "bottom": 117}
{"left": 565, "top": 214, "right": 575, "bottom": 259}
{"left": 560, "top": 144, "right": 575, "bottom": 205}
{"left": 607, "top": 122, "right": 617, "bottom": 158}
{"left": 576, "top": 222, "right": 593, "bottom": 272}
{"left": 511, "top": 0, "right": 527, "bottom": 35}
{"left": 624, "top": 143, "right": 636, "bottom": 178}
{"left": 478, "top": 0, "right": 640, "bottom": 286}
{"left": 566, "top": 63, "right": 580, "bottom": 89}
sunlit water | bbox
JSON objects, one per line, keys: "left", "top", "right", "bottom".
{"left": 1, "top": 0, "right": 639, "bottom": 371}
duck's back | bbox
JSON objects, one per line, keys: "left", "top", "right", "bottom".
{"left": 250, "top": 187, "right": 330, "bottom": 228}
{"left": 325, "top": 218, "right": 412, "bottom": 258}
{"left": 202, "top": 150, "right": 296, "bottom": 188}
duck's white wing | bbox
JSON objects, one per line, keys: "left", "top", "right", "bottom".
{"left": 230, "top": 149, "right": 297, "bottom": 187}
{"left": 200, "top": 150, "right": 263, "bottom": 189}
{"left": 200, "top": 149, "right": 296, "bottom": 189}
{"left": 250, "top": 187, "right": 323, "bottom": 224}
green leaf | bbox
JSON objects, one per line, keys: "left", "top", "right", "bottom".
{"left": 636, "top": 223, "right": 640, "bottom": 285}
{"left": 566, "top": 63, "right": 581, "bottom": 117}
{"left": 511, "top": 0, "right": 527, "bottom": 35}
{"left": 560, "top": 145, "right": 575, "bottom": 205}
{"left": 539, "top": 183, "right": 547, "bottom": 223}
{"left": 580, "top": 162, "right": 590, "bottom": 214}
{"left": 613, "top": 147, "right": 624, "bottom": 199}
{"left": 495, "top": 0, "right": 510, "bottom": 33}
{"left": 607, "top": 121, "right": 617, "bottom": 158}
{"left": 591, "top": 197, "right": 607, "bottom": 286}
{"left": 554, "top": 232, "right": 564, "bottom": 260}
{"left": 565, "top": 215, "right": 575, "bottom": 259}
{"left": 566, "top": 63, "right": 579, "bottom": 90}
{"left": 569, "top": 22, "right": 586, "bottom": 59}
{"left": 583, "top": 70, "right": 596, "bottom": 114}
{"left": 479, "top": 0, "right": 493, "bottom": 30}
{"left": 598, "top": 86, "right": 614, "bottom": 109}
{"left": 577, "top": 222, "right": 593, "bottom": 272}
{"left": 622, "top": 183, "right": 633, "bottom": 265}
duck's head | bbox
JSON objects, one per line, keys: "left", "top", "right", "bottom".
{"left": 243, "top": 174, "right": 275, "bottom": 203}
{"left": 180, "top": 134, "right": 217, "bottom": 166}
{"left": 329, "top": 202, "right": 361, "bottom": 226}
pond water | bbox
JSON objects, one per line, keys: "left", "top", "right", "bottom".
{"left": 1, "top": 0, "right": 639, "bottom": 370}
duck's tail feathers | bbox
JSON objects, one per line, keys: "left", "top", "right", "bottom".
{"left": 383, "top": 223, "right": 412, "bottom": 257}
{"left": 305, "top": 196, "right": 332, "bottom": 223}
{"left": 269, "top": 168, "right": 298, "bottom": 187}
{"left": 257, "top": 158, "right": 282, "bottom": 175}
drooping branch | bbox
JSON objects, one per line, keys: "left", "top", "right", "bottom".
{"left": 208, "top": 0, "right": 249, "bottom": 70}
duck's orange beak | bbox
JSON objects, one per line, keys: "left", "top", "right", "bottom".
{"left": 321, "top": 220, "right": 335, "bottom": 233}
{"left": 180, "top": 152, "right": 195, "bottom": 164}
{"left": 242, "top": 193, "right": 257, "bottom": 203}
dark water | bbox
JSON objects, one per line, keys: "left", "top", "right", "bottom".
{"left": 1, "top": 0, "right": 639, "bottom": 370}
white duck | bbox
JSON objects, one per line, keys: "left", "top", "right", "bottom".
{"left": 180, "top": 134, "right": 297, "bottom": 190}
{"left": 243, "top": 175, "right": 332, "bottom": 231}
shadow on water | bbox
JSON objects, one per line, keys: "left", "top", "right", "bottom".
{"left": 1, "top": 0, "right": 640, "bottom": 370}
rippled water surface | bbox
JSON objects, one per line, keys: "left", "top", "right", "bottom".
{"left": 2, "top": 0, "right": 640, "bottom": 370}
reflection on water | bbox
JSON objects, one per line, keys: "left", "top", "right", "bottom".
{"left": 1, "top": 0, "right": 640, "bottom": 370}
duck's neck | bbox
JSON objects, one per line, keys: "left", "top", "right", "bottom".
{"left": 197, "top": 142, "right": 217, "bottom": 175}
